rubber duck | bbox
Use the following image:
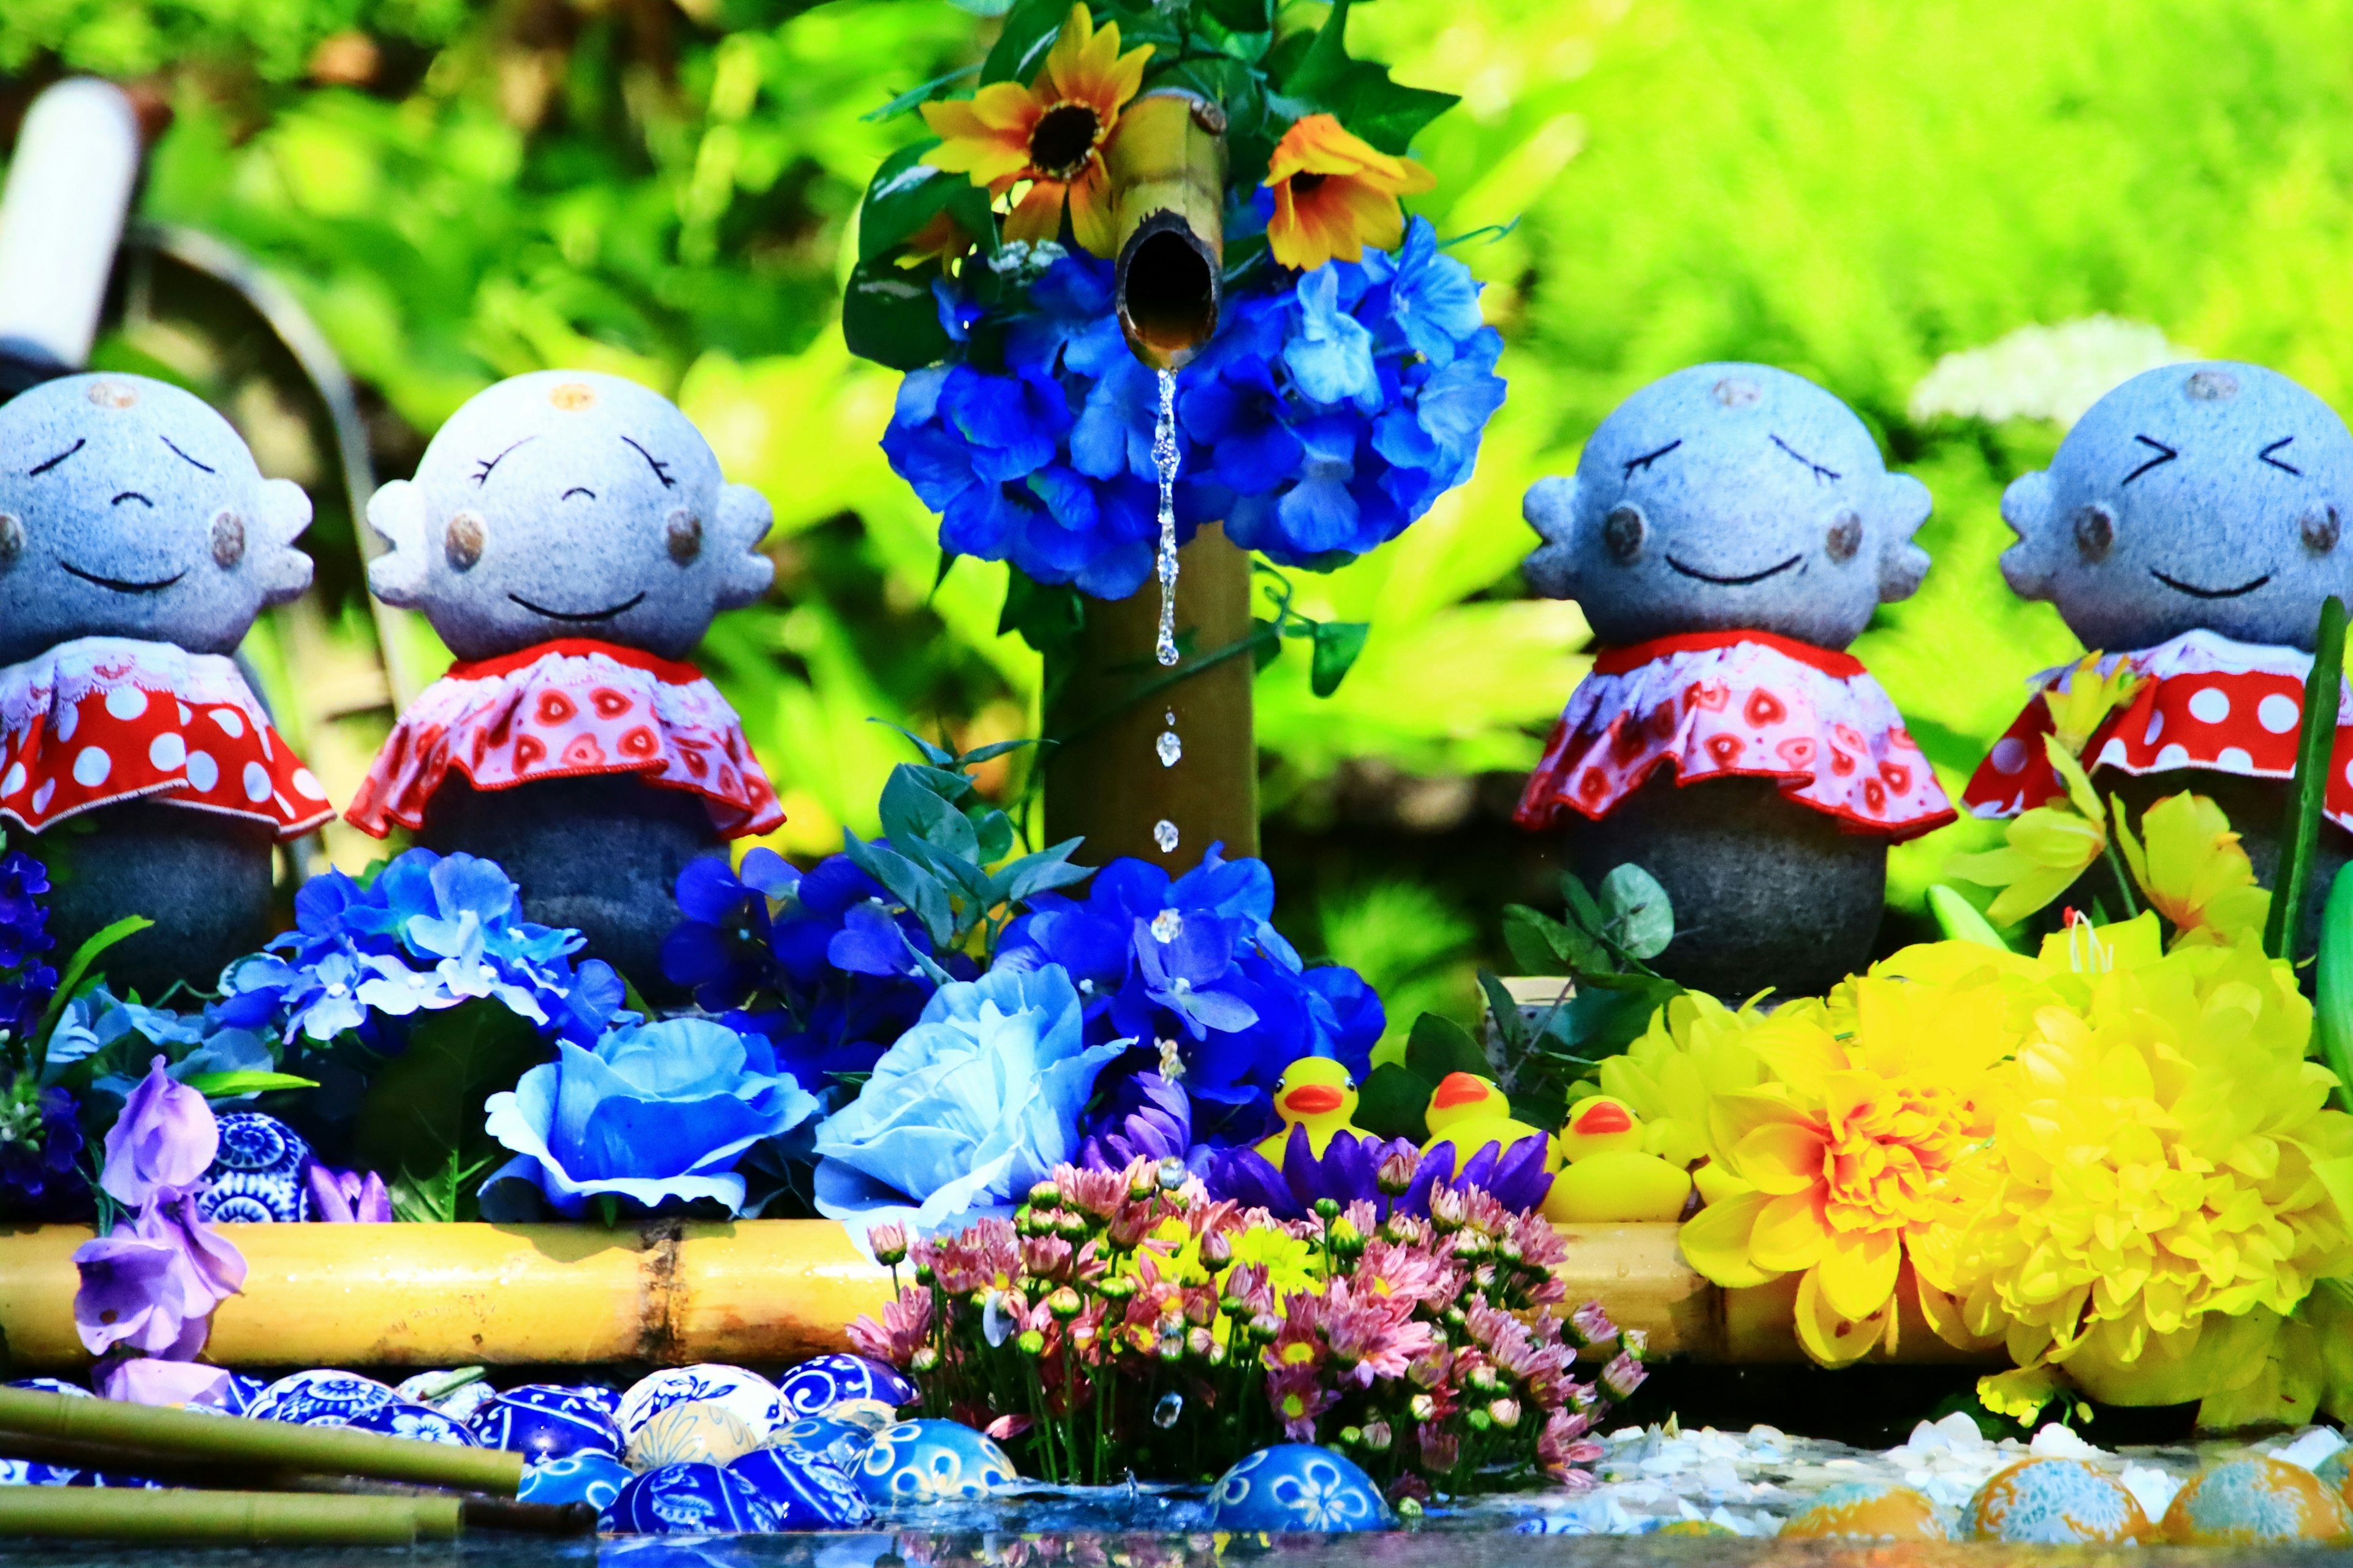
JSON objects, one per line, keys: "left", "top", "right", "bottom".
{"left": 1543, "top": 1095, "right": 1694, "bottom": 1223}
{"left": 1252, "top": 1057, "right": 1365, "bottom": 1163}
{"left": 1419, "top": 1072, "right": 1557, "bottom": 1168}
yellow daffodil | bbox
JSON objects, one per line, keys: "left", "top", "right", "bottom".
{"left": 2115, "top": 791, "right": 2270, "bottom": 949}
{"left": 1262, "top": 113, "right": 1436, "bottom": 270}
{"left": 1947, "top": 737, "right": 2110, "bottom": 925}
{"left": 2044, "top": 651, "right": 2145, "bottom": 758}
{"left": 919, "top": 5, "right": 1151, "bottom": 256}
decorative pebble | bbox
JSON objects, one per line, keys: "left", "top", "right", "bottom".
{"left": 778, "top": 1353, "right": 916, "bottom": 1419}
{"left": 616, "top": 1364, "right": 781, "bottom": 1443}
{"left": 2318, "top": 1445, "right": 2353, "bottom": 1496}
{"left": 469, "top": 1389, "right": 624, "bottom": 1462}
{"left": 520, "top": 1454, "right": 632, "bottom": 1513}
{"left": 1965, "top": 1458, "right": 2150, "bottom": 1544}
{"left": 602, "top": 1461, "right": 779, "bottom": 1535}
{"left": 195, "top": 1113, "right": 312, "bottom": 1223}
{"left": 395, "top": 1370, "right": 501, "bottom": 1424}
{"left": 246, "top": 1370, "right": 400, "bottom": 1426}
{"left": 1779, "top": 1482, "right": 1949, "bottom": 1541}
{"left": 729, "top": 1447, "right": 876, "bottom": 1528}
{"left": 1206, "top": 1444, "right": 1393, "bottom": 1533}
{"left": 626, "top": 1401, "right": 763, "bottom": 1472}
{"left": 852, "top": 1419, "right": 1017, "bottom": 1504}
{"left": 771, "top": 1416, "right": 875, "bottom": 1473}
{"left": 2161, "top": 1457, "right": 2353, "bottom": 1545}
{"left": 337, "top": 1401, "right": 478, "bottom": 1447}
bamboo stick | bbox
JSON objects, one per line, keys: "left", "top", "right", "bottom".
{"left": 0, "top": 1487, "right": 458, "bottom": 1545}
{"left": 1105, "top": 88, "right": 1227, "bottom": 370}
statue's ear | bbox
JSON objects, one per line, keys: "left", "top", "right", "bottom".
{"left": 365, "top": 479, "right": 429, "bottom": 608}
{"left": 1998, "top": 469, "right": 2060, "bottom": 601}
{"left": 1875, "top": 472, "right": 1933, "bottom": 603}
{"left": 711, "top": 481, "right": 775, "bottom": 612}
{"left": 1520, "top": 472, "right": 1585, "bottom": 600}
{"left": 256, "top": 478, "right": 314, "bottom": 606}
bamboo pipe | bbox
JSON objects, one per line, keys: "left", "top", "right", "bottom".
{"left": 1105, "top": 89, "right": 1227, "bottom": 370}
{"left": 0, "top": 1487, "right": 460, "bottom": 1545}
{"left": 0, "top": 1220, "right": 1999, "bottom": 1370}
{"left": 0, "top": 1385, "right": 524, "bottom": 1494}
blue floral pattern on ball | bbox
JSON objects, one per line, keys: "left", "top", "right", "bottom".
{"left": 615, "top": 1365, "right": 782, "bottom": 1445}
{"left": 0, "top": 1458, "right": 80, "bottom": 1485}
{"left": 520, "top": 1453, "right": 632, "bottom": 1513}
{"left": 194, "top": 1112, "right": 312, "bottom": 1224}
{"left": 246, "top": 1371, "right": 400, "bottom": 1426}
{"left": 778, "top": 1353, "right": 917, "bottom": 1419}
{"left": 469, "top": 1390, "right": 624, "bottom": 1461}
{"left": 852, "top": 1419, "right": 1017, "bottom": 1505}
{"left": 602, "top": 1461, "right": 779, "bottom": 1535}
{"left": 771, "top": 1416, "right": 874, "bottom": 1474}
{"left": 1206, "top": 1445, "right": 1393, "bottom": 1533}
{"left": 729, "top": 1448, "right": 875, "bottom": 1528}
{"left": 338, "top": 1401, "right": 478, "bottom": 1447}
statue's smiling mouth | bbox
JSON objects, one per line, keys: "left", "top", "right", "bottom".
{"left": 509, "top": 591, "right": 648, "bottom": 623}
{"left": 61, "top": 561, "right": 188, "bottom": 594}
{"left": 1665, "top": 553, "right": 1803, "bottom": 587}
{"left": 2151, "top": 569, "right": 2272, "bottom": 600}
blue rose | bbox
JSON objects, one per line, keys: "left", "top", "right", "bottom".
{"left": 480, "top": 1018, "right": 819, "bottom": 1218}
{"left": 810, "top": 964, "right": 1126, "bottom": 1236}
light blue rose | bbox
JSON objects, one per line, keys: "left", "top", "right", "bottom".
{"left": 480, "top": 1018, "right": 819, "bottom": 1218}
{"left": 811, "top": 964, "right": 1126, "bottom": 1238}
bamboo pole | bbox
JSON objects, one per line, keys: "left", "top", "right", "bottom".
{"left": 0, "top": 1487, "right": 458, "bottom": 1545}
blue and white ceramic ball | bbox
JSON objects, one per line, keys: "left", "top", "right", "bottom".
{"left": 771, "top": 1415, "right": 873, "bottom": 1473}
{"left": 196, "top": 1113, "right": 313, "bottom": 1224}
{"left": 853, "top": 1419, "right": 1017, "bottom": 1505}
{"left": 248, "top": 1370, "right": 400, "bottom": 1426}
{"left": 602, "top": 1461, "right": 779, "bottom": 1535}
{"left": 69, "top": 1470, "right": 167, "bottom": 1488}
{"left": 616, "top": 1364, "right": 781, "bottom": 1444}
{"left": 340, "top": 1401, "right": 478, "bottom": 1447}
{"left": 6, "top": 1378, "right": 91, "bottom": 1399}
{"left": 0, "top": 1458, "right": 80, "bottom": 1485}
{"left": 218, "top": 1373, "right": 270, "bottom": 1416}
{"left": 730, "top": 1447, "right": 876, "bottom": 1528}
{"left": 1207, "top": 1445, "right": 1393, "bottom": 1533}
{"left": 520, "top": 1454, "right": 633, "bottom": 1513}
{"left": 469, "top": 1389, "right": 624, "bottom": 1461}
{"left": 778, "top": 1353, "right": 917, "bottom": 1419}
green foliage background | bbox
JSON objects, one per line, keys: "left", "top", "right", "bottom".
{"left": 9, "top": 0, "right": 2349, "bottom": 1041}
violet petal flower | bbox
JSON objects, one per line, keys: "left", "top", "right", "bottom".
{"left": 71, "top": 1230, "right": 195, "bottom": 1357}
{"left": 150, "top": 1195, "right": 247, "bottom": 1301}
{"left": 1077, "top": 1067, "right": 1192, "bottom": 1171}
{"left": 1200, "top": 1128, "right": 1422, "bottom": 1219}
{"left": 1400, "top": 1133, "right": 1555, "bottom": 1217}
{"left": 99, "top": 1057, "right": 218, "bottom": 1208}
{"left": 304, "top": 1161, "right": 393, "bottom": 1223}
{"left": 100, "top": 1357, "right": 235, "bottom": 1407}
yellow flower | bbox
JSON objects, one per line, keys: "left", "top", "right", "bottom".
{"left": 2044, "top": 652, "right": 2145, "bottom": 758}
{"left": 1220, "top": 1225, "right": 1322, "bottom": 1300}
{"left": 919, "top": 5, "right": 1151, "bottom": 257}
{"left": 1947, "top": 737, "right": 2109, "bottom": 925}
{"left": 2115, "top": 792, "right": 2270, "bottom": 949}
{"left": 1593, "top": 991, "right": 1778, "bottom": 1171}
{"left": 1262, "top": 113, "right": 1436, "bottom": 271}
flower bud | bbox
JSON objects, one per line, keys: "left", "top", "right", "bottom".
{"left": 1047, "top": 1286, "right": 1083, "bottom": 1321}
{"left": 1055, "top": 1211, "right": 1093, "bottom": 1241}
{"left": 1206, "top": 1340, "right": 1229, "bottom": 1368}
{"left": 1156, "top": 1156, "right": 1188, "bottom": 1191}
{"left": 914, "top": 1262, "right": 937, "bottom": 1286}
{"left": 1408, "top": 1393, "right": 1436, "bottom": 1423}
{"left": 870, "top": 1222, "right": 910, "bottom": 1267}
{"left": 1428, "top": 1188, "right": 1468, "bottom": 1232}
{"left": 1361, "top": 1420, "right": 1392, "bottom": 1452}
{"left": 1249, "top": 1312, "right": 1284, "bottom": 1344}
{"left": 1488, "top": 1398, "right": 1521, "bottom": 1429}
{"left": 1328, "top": 1218, "right": 1366, "bottom": 1259}
{"left": 911, "top": 1346, "right": 940, "bottom": 1374}
{"left": 1200, "top": 1229, "right": 1233, "bottom": 1267}
{"left": 1129, "top": 1169, "right": 1157, "bottom": 1201}
{"left": 1466, "top": 1409, "right": 1493, "bottom": 1433}
{"left": 1017, "top": 1328, "right": 1047, "bottom": 1356}
{"left": 1187, "top": 1326, "right": 1214, "bottom": 1358}
{"left": 1338, "top": 1426, "right": 1364, "bottom": 1449}
{"left": 1467, "top": 1365, "right": 1498, "bottom": 1393}
{"left": 1313, "top": 1197, "right": 1342, "bottom": 1222}
{"left": 1376, "top": 1148, "right": 1419, "bottom": 1195}
{"left": 1393, "top": 1495, "right": 1423, "bottom": 1521}
{"left": 1030, "top": 1179, "right": 1064, "bottom": 1208}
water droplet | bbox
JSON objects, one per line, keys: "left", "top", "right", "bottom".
{"left": 1156, "top": 730, "right": 1183, "bottom": 768}
{"left": 1153, "top": 368, "right": 1181, "bottom": 668}
{"left": 1150, "top": 908, "right": 1183, "bottom": 943}
{"left": 1153, "top": 1392, "right": 1183, "bottom": 1429}
{"left": 1153, "top": 818, "right": 1180, "bottom": 854}
{"left": 1164, "top": 710, "right": 1175, "bottom": 725}
{"left": 1156, "top": 1037, "right": 1186, "bottom": 1080}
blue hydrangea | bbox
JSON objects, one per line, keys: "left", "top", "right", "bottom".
{"left": 882, "top": 218, "right": 1506, "bottom": 598}
{"left": 0, "top": 850, "right": 55, "bottom": 1046}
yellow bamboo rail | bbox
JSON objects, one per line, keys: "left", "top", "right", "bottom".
{"left": 0, "top": 1219, "right": 1998, "bottom": 1372}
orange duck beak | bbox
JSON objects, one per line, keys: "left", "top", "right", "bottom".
{"left": 1283, "top": 1084, "right": 1346, "bottom": 1116}
{"left": 1431, "top": 1072, "right": 1491, "bottom": 1110}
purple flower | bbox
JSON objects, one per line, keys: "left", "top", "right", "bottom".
{"left": 305, "top": 1162, "right": 392, "bottom": 1223}
{"left": 1398, "top": 1134, "right": 1556, "bottom": 1218}
{"left": 99, "top": 1058, "right": 218, "bottom": 1208}
{"left": 70, "top": 1198, "right": 245, "bottom": 1358}
{"left": 1200, "top": 1129, "right": 1418, "bottom": 1220}
{"left": 1076, "top": 1067, "right": 1193, "bottom": 1170}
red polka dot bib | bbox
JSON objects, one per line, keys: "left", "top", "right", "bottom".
{"left": 1963, "top": 629, "right": 2353, "bottom": 825}
{"left": 0, "top": 636, "right": 333, "bottom": 839}
{"left": 344, "top": 637, "right": 784, "bottom": 840}
{"left": 1515, "top": 629, "right": 1956, "bottom": 839}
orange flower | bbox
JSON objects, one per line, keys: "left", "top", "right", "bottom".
{"left": 919, "top": 5, "right": 1151, "bottom": 257}
{"left": 1263, "top": 113, "right": 1436, "bottom": 271}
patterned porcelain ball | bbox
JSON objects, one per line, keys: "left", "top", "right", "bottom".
{"left": 1205, "top": 1445, "right": 1393, "bottom": 1534}
{"left": 468, "top": 1389, "right": 624, "bottom": 1462}
{"left": 853, "top": 1419, "right": 1018, "bottom": 1505}
{"left": 6, "top": 1378, "right": 91, "bottom": 1399}
{"left": 247, "top": 1370, "right": 401, "bottom": 1426}
{"left": 1779, "top": 1482, "right": 1950, "bottom": 1541}
{"left": 520, "top": 1453, "right": 633, "bottom": 1513}
{"left": 778, "top": 1354, "right": 918, "bottom": 1419}
{"left": 2319, "top": 1443, "right": 2353, "bottom": 1496}
{"left": 771, "top": 1416, "right": 874, "bottom": 1474}
{"left": 617, "top": 1365, "right": 781, "bottom": 1445}
{"left": 0, "top": 1458, "right": 81, "bottom": 1485}
{"left": 602, "top": 1461, "right": 779, "bottom": 1535}
{"left": 2161, "top": 1456, "right": 2353, "bottom": 1545}
{"left": 195, "top": 1113, "right": 313, "bottom": 1224}
{"left": 339, "top": 1401, "right": 477, "bottom": 1447}
{"left": 218, "top": 1373, "right": 270, "bottom": 1417}
{"left": 626, "top": 1401, "right": 763, "bottom": 1472}
{"left": 729, "top": 1448, "right": 876, "bottom": 1528}
{"left": 1965, "top": 1458, "right": 2151, "bottom": 1544}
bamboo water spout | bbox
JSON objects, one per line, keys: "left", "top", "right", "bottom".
{"left": 1107, "top": 89, "right": 1227, "bottom": 370}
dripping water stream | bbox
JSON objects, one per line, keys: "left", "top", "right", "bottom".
{"left": 1151, "top": 366, "right": 1182, "bottom": 857}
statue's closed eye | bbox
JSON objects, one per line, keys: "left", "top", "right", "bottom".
{"left": 161, "top": 436, "right": 216, "bottom": 475}
{"left": 2260, "top": 437, "right": 2303, "bottom": 476}
{"left": 623, "top": 436, "right": 675, "bottom": 490}
{"left": 2121, "top": 434, "right": 2177, "bottom": 485}
{"left": 471, "top": 438, "right": 534, "bottom": 487}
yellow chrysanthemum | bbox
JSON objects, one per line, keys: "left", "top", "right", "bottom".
{"left": 2115, "top": 792, "right": 2270, "bottom": 949}
{"left": 2045, "top": 651, "right": 2146, "bottom": 758}
{"left": 919, "top": 5, "right": 1151, "bottom": 256}
{"left": 1590, "top": 991, "right": 1777, "bottom": 1173}
{"left": 1262, "top": 113, "right": 1436, "bottom": 271}
{"left": 1947, "top": 737, "right": 2110, "bottom": 925}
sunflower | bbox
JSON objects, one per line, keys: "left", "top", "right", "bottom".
{"left": 919, "top": 4, "right": 1151, "bottom": 257}
{"left": 1263, "top": 113, "right": 1436, "bottom": 271}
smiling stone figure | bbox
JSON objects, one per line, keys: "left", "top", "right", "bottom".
{"left": 1516, "top": 363, "right": 1953, "bottom": 998}
{"left": 346, "top": 371, "right": 782, "bottom": 987}
{"left": 1965, "top": 361, "right": 2353, "bottom": 949}
{"left": 0, "top": 373, "right": 330, "bottom": 991}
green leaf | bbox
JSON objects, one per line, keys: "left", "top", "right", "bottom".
{"left": 351, "top": 1001, "right": 547, "bottom": 1221}
{"left": 1404, "top": 1010, "right": 1488, "bottom": 1083}
{"left": 1559, "top": 872, "right": 1607, "bottom": 938}
{"left": 2317, "top": 869, "right": 2353, "bottom": 1112}
{"left": 843, "top": 830, "right": 955, "bottom": 946}
{"left": 1501, "top": 902, "right": 1598, "bottom": 974}
{"left": 881, "top": 765, "right": 980, "bottom": 863}
{"left": 999, "top": 839, "right": 1094, "bottom": 904}
{"left": 1597, "top": 863, "right": 1675, "bottom": 961}
{"left": 982, "top": 0, "right": 1070, "bottom": 85}
{"left": 183, "top": 1070, "right": 320, "bottom": 1099}
{"left": 862, "top": 65, "right": 982, "bottom": 124}
{"left": 1355, "top": 1062, "right": 1431, "bottom": 1142}
{"left": 973, "top": 808, "right": 1017, "bottom": 865}
{"left": 33, "top": 914, "right": 154, "bottom": 1048}
{"left": 842, "top": 257, "right": 951, "bottom": 371}
{"left": 1000, "top": 570, "right": 1088, "bottom": 661}
{"left": 857, "top": 142, "right": 957, "bottom": 263}
{"left": 1476, "top": 969, "right": 1529, "bottom": 1055}
{"left": 1927, "top": 884, "right": 2012, "bottom": 951}
{"left": 1281, "top": 0, "right": 1459, "bottom": 154}
{"left": 1309, "top": 620, "right": 1370, "bottom": 697}
{"left": 1197, "top": 0, "right": 1273, "bottom": 35}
